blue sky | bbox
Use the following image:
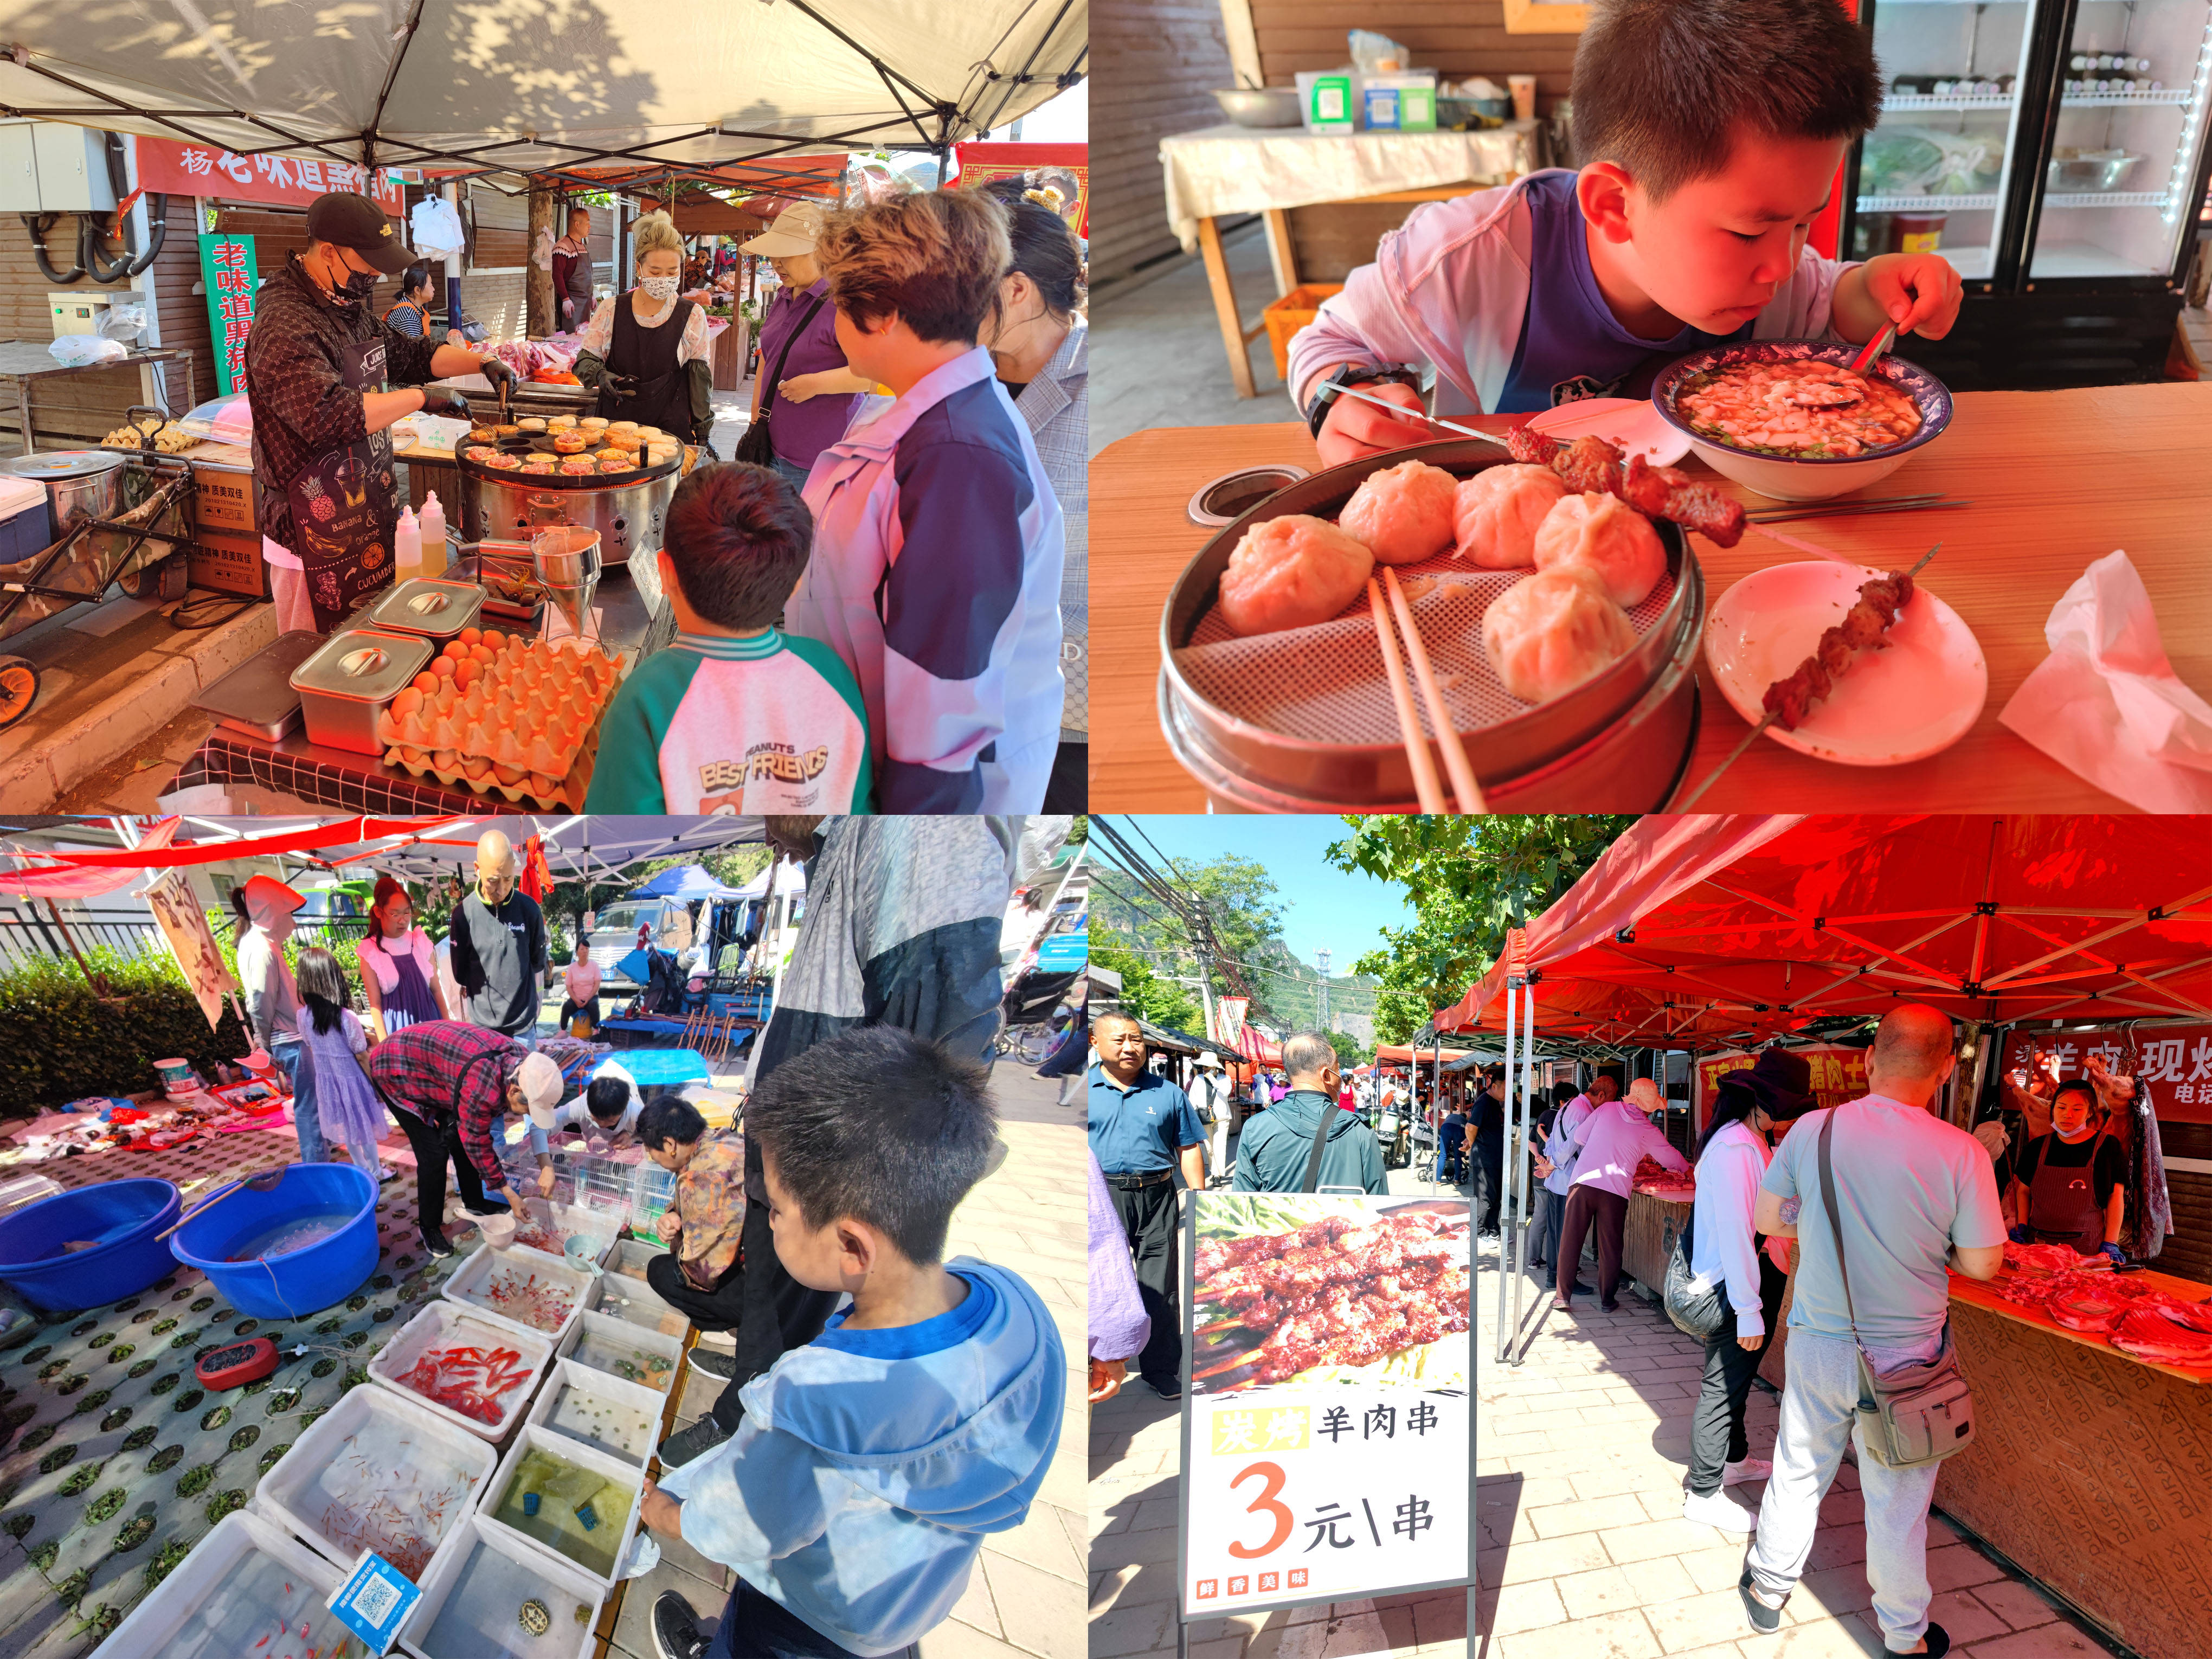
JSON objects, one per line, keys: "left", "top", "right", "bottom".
{"left": 1099, "top": 817, "right": 1414, "bottom": 974}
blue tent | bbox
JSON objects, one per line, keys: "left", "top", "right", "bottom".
{"left": 628, "top": 865, "right": 742, "bottom": 902}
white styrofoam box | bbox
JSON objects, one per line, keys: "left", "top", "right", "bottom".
{"left": 369, "top": 1298, "right": 556, "bottom": 1442}
{"left": 89, "top": 1510, "right": 344, "bottom": 1659}
{"left": 511, "top": 1196, "right": 621, "bottom": 1266}
{"left": 252, "top": 1382, "right": 498, "bottom": 1588}
{"left": 587, "top": 1269, "right": 691, "bottom": 1340}
{"left": 398, "top": 1513, "right": 606, "bottom": 1659}
{"left": 555, "top": 1308, "right": 683, "bottom": 1397}
{"left": 524, "top": 1358, "right": 666, "bottom": 1467}
{"left": 475, "top": 1423, "right": 645, "bottom": 1589}
{"left": 442, "top": 1242, "right": 596, "bottom": 1346}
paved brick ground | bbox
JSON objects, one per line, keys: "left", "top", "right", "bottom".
{"left": 610, "top": 1060, "right": 1086, "bottom": 1659}
{"left": 1475, "top": 1236, "right": 2115, "bottom": 1659}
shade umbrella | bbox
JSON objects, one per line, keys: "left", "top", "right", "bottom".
{"left": 0, "top": 0, "right": 1086, "bottom": 184}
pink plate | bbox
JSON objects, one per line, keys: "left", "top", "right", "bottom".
{"left": 1527, "top": 396, "right": 1692, "bottom": 467}
{"left": 1704, "top": 561, "right": 1986, "bottom": 766}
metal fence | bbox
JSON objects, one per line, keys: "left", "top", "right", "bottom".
{"left": 0, "top": 903, "right": 371, "bottom": 978}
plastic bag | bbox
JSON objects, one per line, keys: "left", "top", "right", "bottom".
{"left": 1349, "top": 29, "right": 1408, "bottom": 72}
{"left": 48, "top": 336, "right": 127, "bottom": 368}
{"left": 1860, "top": 126, "right": 1997, "bottom": 197}
{"left": 98, "top": 303, "right": 147, "bottom": 343}
{"left": 842, "top": 161, "right": 916, "bottom": 210}
{"left": 409, "top": 196, "right": 465, "bottom": 261}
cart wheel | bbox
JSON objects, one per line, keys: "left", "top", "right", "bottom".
{"left": 0, "top": 657, "right": 37, "bottom": 729}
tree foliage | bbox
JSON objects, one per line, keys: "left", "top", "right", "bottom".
{"left": 1088, "top": 938, "right": 1200, "bottom": 1034}
{"left": 1324, "top": 816, "right": 1635, "bottom": 1043}
{"left": 1326, "top": 1030, "right": 1371, "bottom": 1070}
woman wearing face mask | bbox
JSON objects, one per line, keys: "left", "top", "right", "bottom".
{"left": 735, "top": 203, "right": 870, "bottom": 492}
{"left": 2008, "top": 1077, "right": 2129, "bottom": 1262}
{"left": 1676, "top": 1049, "right": 1815, "bottom": 1534}
{"left": 573, "top": 210, "right": 715, "bottom": 446}
{"left": 243, "top": 191, "right": 515, "bottom": 634}
{"left": 975, "top": 179, "right": 1089, "bottom": 812}
{"left": 355, "top": 875, "right": 452, "bottom": 1043}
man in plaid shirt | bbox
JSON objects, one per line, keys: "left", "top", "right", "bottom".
{"left": 366, "top": 1019, "right": 563, "bottom": 1258}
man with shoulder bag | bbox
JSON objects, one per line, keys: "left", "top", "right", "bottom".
{"left": 1739, "top": 1006, "right": 2008, "bottom": 1657}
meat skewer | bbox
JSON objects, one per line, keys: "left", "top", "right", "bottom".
{"left": 1199, "top": 1218, "right": 1469, "bottom": 1307}
{"left": 1197, "top": 1285, "right": 1474, "bottom": 1390}
{"left": 1506, "top": 428, "right": 1747, "bottom": 548}
{"left": 1671, "top": 541, "right": 1941, "bottom": 810}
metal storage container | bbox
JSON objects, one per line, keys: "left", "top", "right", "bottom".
{"left": 366, "top": 578, "right": 485, "bottom": 642}
{"left": 288, "top": 627, "right": 432, "bottom": 756}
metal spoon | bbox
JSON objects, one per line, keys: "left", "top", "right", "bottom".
{"left": 1323, "top": 383, "right": 1513, "bottom": 451}
{"left": 1848, "top": 322, "right": 1899, "bottom": 378}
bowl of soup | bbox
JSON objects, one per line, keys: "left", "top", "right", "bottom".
{"left": 1651, "top": 340, "right": 1953, "bottom": 502}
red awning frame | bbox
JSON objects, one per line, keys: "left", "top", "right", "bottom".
{"left": 1432, "top": 816, "right": 2212, "bottom": 1052}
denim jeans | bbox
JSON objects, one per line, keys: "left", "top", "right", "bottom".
{"left": 271, "top": 1037, "right": 328, "bottom": 1164}
{"left": 769, "top": 455, "right": 811, "bottom": 494}
{"left": 707, "top": 1577, "right": 864, "bottom": 1659}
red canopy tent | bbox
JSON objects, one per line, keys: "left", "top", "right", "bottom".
{"left": 1236, "top": 1028, "right": 1282, "bottom": 1068}
{"left": 1432, "top": 815, "right": 2212, "bottom": 1051}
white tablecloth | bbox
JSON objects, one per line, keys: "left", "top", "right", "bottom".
{"left": 1160, "top": 124, "right": 1539, "bottom": 253}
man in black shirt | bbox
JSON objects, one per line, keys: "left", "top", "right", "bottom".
{"left": 1471, "top": 1065, "right": 1507, "bottom": 1237}
{"left": 448, "top": 830, "right": 549, "bottom": 1044}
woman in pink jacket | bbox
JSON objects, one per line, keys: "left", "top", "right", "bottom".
{"left": 355, "top": 876, "right": 452, "bottom": 1042}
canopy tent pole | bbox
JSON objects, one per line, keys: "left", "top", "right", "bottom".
{"left": 1495, "top": 980, "right": 1519, "bottom": 1363}
{"left": 1510, "top": 974, "right": 1535, "bottom": 1362}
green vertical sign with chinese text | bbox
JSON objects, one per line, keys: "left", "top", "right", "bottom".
{"left": 197, "top": 233, "right": 261, "bottom": 395}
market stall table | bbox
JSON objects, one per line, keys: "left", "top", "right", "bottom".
{"left": 1091, "top": 382, "right": 2212, "bottom": 811}
{"left": 1620, "top": 1185, "right": 1693, "bottom": 1302}
{"left": 0, "top": 342, "right": 198, "bottom": 456}
{"left": 1159, "top": 124, "right": 1538, "bottom": 397}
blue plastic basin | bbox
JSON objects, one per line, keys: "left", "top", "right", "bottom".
{"left": 168, "top": 1163, "right": 380, "bottom": 1320}
{"left": 0, "top": 1178, "right": 182, "bottom": 1313}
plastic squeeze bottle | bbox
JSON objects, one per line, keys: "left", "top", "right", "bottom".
{"left": 419, "top": 491, "right": 448, "bottom": 575}
{"left": 393, "top": 505, "right": 421, "bottom": 587}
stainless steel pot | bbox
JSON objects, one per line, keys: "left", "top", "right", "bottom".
{"left": 457, "top": 466, "right": 683, "bottom": 565}
{"left": 290, "top": 627, "right": 432, "bottom": 756}
{"left": 1157, "top": 438, "right": 1707, "bottom": 810}
{"left": 0, "top": 449, "right": 125, "bottom": 542}
{"left": 1212, "top": 87, "right": 1304, "bottom": 127}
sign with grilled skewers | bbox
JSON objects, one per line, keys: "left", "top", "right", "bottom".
{"left": 1176, "top": 1195, "right": 1472, "bottom": 1621}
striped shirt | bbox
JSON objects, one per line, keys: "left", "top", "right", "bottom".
{"left": 584, "top": 628, "right": 872, "bottom": 814}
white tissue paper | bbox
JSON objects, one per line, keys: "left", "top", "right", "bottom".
{"left": 1997, "top": 549, "right": 2212, "bottom": 811}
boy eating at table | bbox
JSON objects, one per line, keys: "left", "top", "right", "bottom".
{"left": 1294, "top": 0, "right": 1968, "bottom": 466}
{"left": 586, "top": 462, "right": 873, "bottom": 814}
{"left": 641, "top": 1026, "right": 1063, "bottom": 1659}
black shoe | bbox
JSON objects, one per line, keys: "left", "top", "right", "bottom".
{"left": 651, "top": 1589, "right": 710, "bottom": 1659}
{"left": 686, "top": 1347, "right": 738, "bottom": 1381}
{"left": 1143, "top": 1374, "right": 1182, "bottom": 1401}
{"left": 1739, "top": 1570, "right": 1784, "bottom": 1635}
{"left": 1599, "top": 1300, "right": 1622, "bottom": 1313}
{"left": 420, "top": 1228, "right": 454, "bottom": 1259}
{"left": 658, "top": 1414, "right": 733, "bottom": 1468}
{"left": 1920, "top": 1623, "right": 1951, "bottom": 1658}
{"left": 462, "top": 1195, "right": 511, "bottom": 1216}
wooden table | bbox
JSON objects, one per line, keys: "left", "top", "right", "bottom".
{"left": 1091, "top": 383, "right": 2212, "bottom": 811}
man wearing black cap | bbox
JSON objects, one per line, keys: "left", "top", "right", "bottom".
{"left": 245, "top": 190, "right": 518, "bottom": 632}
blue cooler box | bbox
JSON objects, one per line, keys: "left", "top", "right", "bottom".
{"left": 0, "top": 477, "right": 50, "bottom": 566}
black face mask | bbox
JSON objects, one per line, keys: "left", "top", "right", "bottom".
{"left": 343, "top": 267, "right": 380, "bottom": 303}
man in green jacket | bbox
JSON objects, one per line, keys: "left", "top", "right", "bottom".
{"left": 1233, "top": 1032, "right": 1388, "bottom": 1194}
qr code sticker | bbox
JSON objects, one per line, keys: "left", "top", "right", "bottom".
{"left": 350, "top": 1574, "right": 401, "bottom": 1626}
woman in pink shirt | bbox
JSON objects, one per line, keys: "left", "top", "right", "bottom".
{"left": 560, "top": 931, "right": 603, "bottom": 1038}
{"left": 1555, "top": 1077, "right": 1688, "bottom": 1313}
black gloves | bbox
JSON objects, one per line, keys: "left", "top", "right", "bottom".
{"left": 419, "top": 385, "right": 473, "bottom": 419}
{"left": 478, "top": 356, "right": 519, "bottom": 394}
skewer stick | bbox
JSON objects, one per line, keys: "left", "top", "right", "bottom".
{"left": 1670, "top": 542, "right": 1943, "bottom": 811}
{"left": 1381, "top": 568, "right": 1487, "bottom": 813}
{"left": 1368, "top": 578, "right": 1448, "bottom": 813}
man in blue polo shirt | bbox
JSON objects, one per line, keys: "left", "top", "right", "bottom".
{"left": 1088, "top": 1010, "right": 1205, "bottom": 1400}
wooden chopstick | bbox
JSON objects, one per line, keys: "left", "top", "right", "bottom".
{"left": 1381, "top": 567, "right": 1487, "bottom": 813}
{"left": 1745, "top": 493, "right": 1946, "bottom": 519}
{"left": 1367, "top": 578, "right": 1448, "bottom": 814}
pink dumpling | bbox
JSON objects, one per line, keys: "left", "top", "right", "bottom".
{"left": 1481, "top": 565, "right": 1637, "bottom": 704}
{"left": 1453, "top": 464, "right": 1568, "bottom": 569}
{"left": 1532, "top": 492, "right": 1667, "bottom": 608}
{"left": 1216, "top": 514, "right": 1376, "bottom": 638}
{"left": 1336, "top": 460, "right": 1458, "bottom": 566}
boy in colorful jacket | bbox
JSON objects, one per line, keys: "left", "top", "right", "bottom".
{"left": 1293, "top": 0, "right": 1967, "bottom": 466}
{"left": 785, "top": 191, "right": 1065, "bottom": 813}
{"left": 643, "top": 1026, "right": 1064, "bottom": 1659}
{"left": 586, "top": 463, "right": 871, "bottom": 813}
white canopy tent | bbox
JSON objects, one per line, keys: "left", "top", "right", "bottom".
{"left": 0, "top": 0, "right": 1086, "bottom": 185}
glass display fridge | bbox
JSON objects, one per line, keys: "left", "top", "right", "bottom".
{"left": 1841, "top": 0, "right": 2212, "bottom": 388}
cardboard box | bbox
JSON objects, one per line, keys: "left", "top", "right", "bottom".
{"left": 1298, "top": 72, "right": 1356, "bottom": 134}
{"left": 1364, "top": 73, "right": 1438, "bottom": 131}
{"left": 188, "top": 528, "right": 268, "bottom": 600}
{"left": 189, "top": 459, "right": 259, "bottom": 536}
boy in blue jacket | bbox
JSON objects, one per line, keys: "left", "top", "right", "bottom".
{"left": 645, "top": 1025, "right": 1065, "bottom": 1659}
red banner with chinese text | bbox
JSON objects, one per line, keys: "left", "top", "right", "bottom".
{"left": 139, "top": 138, "right": 404, "bottom": 212}
{"left": 953, "top": 142, "right": 1088, "bottom": 237}
{"left": 1999, "top": 1027, "right": 2212, "bottom": 1126}
{"left": 1693, "top": 1045, "right": 1869, "bottom": 1133}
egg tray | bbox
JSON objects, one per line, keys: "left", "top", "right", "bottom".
{"left": 369, "top": 636, "right": 624, "bottom": 802}
{"left": 382, "top": 725, "right": 600, "bottom": 809}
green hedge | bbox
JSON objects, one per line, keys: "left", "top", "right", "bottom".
{"left": 0, "top": 948, "right": 252, "bottom": 1118}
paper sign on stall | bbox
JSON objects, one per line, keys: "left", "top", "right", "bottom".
{"left": 142, "top": 869, "right": 239, "bottom": 1033}
{"left": 1178, "top": 1194, "right": 1472, "bottom": 1621}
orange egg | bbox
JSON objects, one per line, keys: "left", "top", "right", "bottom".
{"left": 454, "top": 660, "right": 481, "bottom": 690}
{"left": 433, "top": 656, "right": 458, "bottom": 679}
{"left": 392, "top": 687, "right": 423, "bottom": 718}
{"left": 459, "top": 626, "right": 483, "bottom": 645}
{"left": 492, "top": 762, "right": 526, "bottom": 786}
{"left": 411, "top": 672, "right": 439, "bottom": 695}
{"left": 483, "top": 629, "right": 507, "bottom": 650}
{"left": 442, "top": 640, "right": 467, "bottom": 660}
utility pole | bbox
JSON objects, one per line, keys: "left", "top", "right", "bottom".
{"left": 1315, "top": 948, "right": 1330, "bottom": 1032}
